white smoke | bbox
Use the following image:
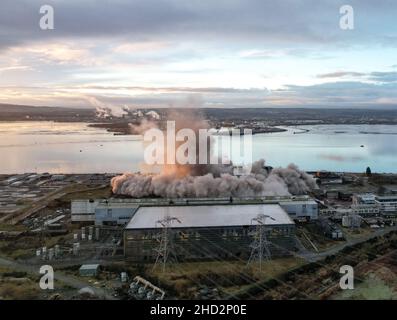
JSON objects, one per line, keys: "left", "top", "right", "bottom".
{"left": 111, "top": 159, "right": 318, "bottom": 198}
{"left": 145, "top": 110, "right": 160, "bottom": 120}
{"left": 87, "top": 97, "right": 129, "bottom": 118}
{"left": 88, "top": 96, "right": 161, "bottom": 122}
{"left": 128, "top": 119, "right": 159, "bottom": 135}
{"left": 110, "top": 108, "right": 317, "bottom": 198}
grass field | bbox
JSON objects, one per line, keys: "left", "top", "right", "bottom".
{"left": 0, "top": 267, "right": 40, "bottom": 299}
{"left": 148, "top": 257, "right": 305, "bottom": 298}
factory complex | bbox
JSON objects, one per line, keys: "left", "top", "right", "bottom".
{"left": 1, "top": 172, "right": 397, "bottom": 300}
{"left": 69, "top": 196, "right": 317, "bottom": 262}
{"left": 124, "top": 204, "right": 295, "bottom": 262}
{"left": 71, "top": 196, "right": 318, "bottom": 225}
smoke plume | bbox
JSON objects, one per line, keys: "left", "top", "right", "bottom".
{"left": 87, "top": 96, "right": 161, "bottom": 120}
{"left": 111, "top": 159, "right": 317, "bottom": 198}
{"left": 87, "top": 97, "right": 129, "bottom": 118}
{"left": 110, "top": 107, "right": 318, "bottom": 198}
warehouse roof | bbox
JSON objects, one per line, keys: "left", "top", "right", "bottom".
{"left": 96, "top": 203, "right": 139, "bottom": 209}
{"left": 125, "top": 204, "right": 294, "bottom": 229}
{"left": 280, "top": 200, "right": 317, "bottom": 205}
{"left": 79, "top": 264, "right": 100, "bottom": 270}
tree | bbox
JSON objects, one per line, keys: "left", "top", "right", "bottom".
{"left": 366, "top": 167, "right": 372, "bottom": 176}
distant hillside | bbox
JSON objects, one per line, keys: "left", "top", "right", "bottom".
{"left": 203, "top": 107, "right": 397, "bottom": 122}
{"left": 1, "top": 103, "right": 397, "bottom": 125}
{"left": 0, "top": 103, "right": 95, "bottom": 121}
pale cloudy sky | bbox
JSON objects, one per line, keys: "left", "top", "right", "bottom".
{"left": 0, "top": 0, "right": 396, "bottom": 109}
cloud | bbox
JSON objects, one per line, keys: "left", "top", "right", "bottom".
{"left": 2, "top": 80, "right": 397, "bottom": 109}
{"left": 317, "top": 70, "right": 397, "bottom": 83}
{"left": 240, "top": 49, "right": 293, "bottom": 59}
{"left": 113, "top": 42, "right": 172, "bottom": 54}
{"left": 0, "top": 0, "right": 396, "bottom": 109}
{"left": 279, "top": 81, "right": 397, "bottom": 107}
{"left": 20, "top": 44, "right": 94, "bottom": 65}
{"left": 1, "top": 0, "right": 396, "bottom": 51}
{"left": 73, "top": 85, "right": 269, "bottom": 94}
{"left": 317, "top": 71, "right": 365, "bottom": 78}
{"left": 318, "top": 154, "right": 365, "bottom": 162}
{"left": 0, "top": 65, "right": 32, "bottom": 72}
{"left": 369, "top": 71, "right": 397, "bottom": 82}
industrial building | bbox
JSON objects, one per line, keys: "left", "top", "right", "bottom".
{"left": 352, "top": 193, "right": 376, "bottom": 205}
{"left": 71, "top": 199, "right": 98, "bottom": 223}
{"left": 71, "top": 196, "right": 319, "bottom": 225}
{"left": 351, "top": 194, "right": 397, "bottom": 217}
{"left": 315, "top": 219, "right": 343, "bottom": 240}
{"left": 95, "top": 202, "right": 139, "bottom": 226}
{"left": 315, "top": 171, "right": 343, "bottom": 185}
{"left": 326, "top": 190, "right": 340, "bottom": 200}
{"left": 124, "top": 203, "right": 296, "bottom": 262}
{"left": 375, "top": 195, "right": 397, "bottom": 217}
{"left": 351, "top": 204, "right": 380, "bottom": 216}
{"left": 278, "top": 200, "right": 318, "bottom": 220}
{"left": 79, "top": 264, "right": 100, "bottom": 277}
{"left": 72, "top": 198, "right": 164, "bottom": 224}
{"left": 342, "top": 215, "right": 362, "bottom": 228}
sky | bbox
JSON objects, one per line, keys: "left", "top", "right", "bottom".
{"left": 0, "top": 0, "right": 397, "bottom": 109}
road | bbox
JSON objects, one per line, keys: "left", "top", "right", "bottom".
{"left": 301, "top": 225, "right": 397, "bottom": 262}
{"left": 0, "top": 256, "right": 116, "bottom": 300}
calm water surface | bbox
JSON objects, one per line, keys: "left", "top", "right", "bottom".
{"left": 0, "top": 122, "right": 396, "bottom": 174}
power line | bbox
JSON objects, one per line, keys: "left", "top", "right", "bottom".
{"left": 153, "top": 214, "right": 181, "bottom": 272}
{"left": 247, "top": 214, "right": 275, "bottom": 271}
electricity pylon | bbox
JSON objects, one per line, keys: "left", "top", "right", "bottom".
{"left": 153, "top": 215, "right": 181, "bottom": 272}
{"left": 247, "top": 214, "right": 275, "bottom": 271}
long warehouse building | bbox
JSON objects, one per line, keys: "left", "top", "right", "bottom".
{"left": 71, "top": 196, "right": 318, "bottom": 225}
{"left": 124, "top": 203, "right": 296, "bottom": 262}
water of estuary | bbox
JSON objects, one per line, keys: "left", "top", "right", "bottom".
{"left": 0, "top": 122, "right": 396, "bottom": 174}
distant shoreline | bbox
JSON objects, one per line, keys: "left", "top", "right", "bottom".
{"left": 2, "top": 104, "right": 397, "bottom": 127}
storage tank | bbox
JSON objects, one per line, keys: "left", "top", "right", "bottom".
{"left": 73, "top": 243, "right": 79, "bottom": 255}
{"left": 55, "top": 245, "right": 60, "bottom": 257}
{"left": 48, "top": 248, "right": 54, "bottom": 260}
{"left": 121, "top": 272, "right": 128, "bottom": 283}
{"left": 342, "top": 215, "right": 351, "bottom": 227}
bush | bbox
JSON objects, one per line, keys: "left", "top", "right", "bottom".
{"left": 2, "top": 271, "right": 27, "bottom": 278}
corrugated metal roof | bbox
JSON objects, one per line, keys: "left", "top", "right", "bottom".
{"left": 376, "top": 195, "right": 397, "bottom": 201}
{"left": 79, "top": 264, "right": 100, "bottom": 270}
{"left": 280, "top": 200, "right": 317, "bottom": 205}
{"left": 96, "top": 203, "right": 139, "bottom": 209}
{"left": 125, "top": 204, "right": 294, "bottom": 229}
{"left": 71, "top": 200, "right": 99, "bottom": 214}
